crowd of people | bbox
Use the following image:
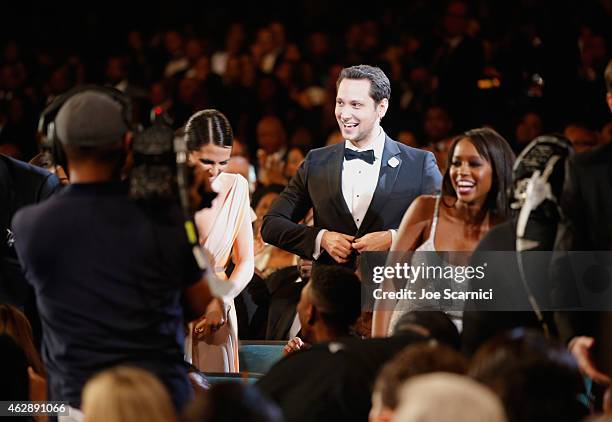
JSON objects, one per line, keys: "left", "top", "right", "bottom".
{"left": 1, "top": 1, "right": 612, "bottom": 421}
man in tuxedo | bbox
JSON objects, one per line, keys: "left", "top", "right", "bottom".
{"left": 261, "top": 65, "right": 441, "bottom": 267}
{"left": 553, "top": 58, "right": 612, "bottom": 391}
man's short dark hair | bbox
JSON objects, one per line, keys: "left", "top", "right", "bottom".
{"left": 309, "top": 265, "right": 362, "bottom": 332}
{"left": 605, "top": 59, "right": 612, "bottom": 93}
{"left": 392, "top": 310, "right": 461, "bottom": 350}
{"left": 336, "top": 65, "right": 391, "bottom": 103}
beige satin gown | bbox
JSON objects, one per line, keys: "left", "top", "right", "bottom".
{"left": 188, "top": 173, "right": 253, "bottom": 372}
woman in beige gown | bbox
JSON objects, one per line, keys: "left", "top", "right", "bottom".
{"left": 185, "top": 109, "right": 254, "bottom": 372}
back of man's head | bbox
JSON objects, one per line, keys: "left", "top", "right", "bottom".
{"left": 392, "top": 310, "right": 461, "bottom": 349}
{"left": 55, "top": 89, "right": 130, "bottom": 162}
{"left": 309, "top": 265, "right": 362, "bottom": 334}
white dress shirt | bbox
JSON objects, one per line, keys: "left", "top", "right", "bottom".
{"left": 313, "top": 128, "right": 395, "bottom": 258}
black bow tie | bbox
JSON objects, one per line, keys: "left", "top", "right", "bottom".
{"left": 344, "top": 148, "right": 375, "bottom": 164}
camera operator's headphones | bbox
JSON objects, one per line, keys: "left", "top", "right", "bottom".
{"left": 37, "top": 84, "right": 133, "bottom": 171}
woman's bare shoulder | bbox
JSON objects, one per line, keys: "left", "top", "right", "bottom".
{"left": 406, "top": 194, "right": 438, "bottom": 222}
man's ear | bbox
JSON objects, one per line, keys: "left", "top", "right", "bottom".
{"left": 123, "top": 131, "right": 133, "bottom": 152}
{"left": 307, "top": 304, "right": 317, "bottom": 326}
{"left": 377, "top": 98, "right": 389, "bottom": 120}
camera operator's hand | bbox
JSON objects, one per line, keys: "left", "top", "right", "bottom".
{"left": 194, "top": 298, "right": 227, "bottom": 339}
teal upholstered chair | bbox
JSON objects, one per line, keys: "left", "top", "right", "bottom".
{"left": 238, "top": 341, "right": 286, "bottom": 375}
{"left": 204, "top": 372, "right": 261, "bottom": 385}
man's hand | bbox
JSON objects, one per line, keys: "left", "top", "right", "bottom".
{"left": 321, "top": 231, "right": 355, "bottom": 263}
{"left": 569, "top": 336, "right": 611, "bottom": 385}
{"left": 283, "top": 337, "right": 309, "bottom": 356}
{"left": 194, "top": 298, "right": 227, "bottom": 339}
{"left": 352, "top": 231, "right": 392, "bottom": 252}
{"left": 297, "top": 258, "right": 313, "bottom": 280}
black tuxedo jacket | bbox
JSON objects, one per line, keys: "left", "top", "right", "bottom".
{"left": 261, "top": 136, "right": 441, "bottom": 264}
{"left": 552, "top": 143, "right": 612, "bottom": 375}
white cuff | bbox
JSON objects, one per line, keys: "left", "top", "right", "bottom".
{"left": 313, "top": 229, "right": 327, "bottom": 260}
{"left": 389, "top": 229, "right": 397, "bottom": 250}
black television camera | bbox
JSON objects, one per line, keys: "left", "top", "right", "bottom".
{"left": 129, "top": 116, "right": 216, "bottom": 215}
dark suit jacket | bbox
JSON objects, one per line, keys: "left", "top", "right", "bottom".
{"left": 0, "top": 154, "right": 61, "bottom": 349}
{"left": 552, "top": 142, "right": 612, "bottom": 373}
{"left": 1, "top": 154, "right": 61, "bottom": 304}
{"left": 261, "top": 136, "right": 441, "bottom": 265}
{"left": 463, "top": 219, "right": 558, "bottom": 355}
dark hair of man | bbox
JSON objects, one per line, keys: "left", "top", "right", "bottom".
{"left": 392, "top": 310, "right": 461, "bottom": 350}
{"left": 469, "top": 328, "right": 587, "bottom": 422}
{"left": 375, "top": 341, "right": 468, "bottom": 410}
{"left": 336, "top": 64, "right": 391, "bottom": 104}
{"left": 605, "top": 59, "right": 612, "bottom": 93}
{"left": 185, "top": 109, "right": 233, "bottom": 151}
{"left": 441, "top": 127, "right": 516, "bottom": 223}
{"left": 309, "top": 265, "right": 362, "bottom": 334}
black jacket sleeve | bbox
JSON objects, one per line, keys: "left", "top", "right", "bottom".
{"left": 261, "top": 154, "right": 320, "bottom": 259}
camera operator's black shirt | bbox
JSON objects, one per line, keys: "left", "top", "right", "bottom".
{"left": 12, "top": 181, "right": 203, "bottom": 410}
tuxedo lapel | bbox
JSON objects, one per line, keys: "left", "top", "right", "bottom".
{"left": 357, "top": 137, "right": 402, "bottom": 236}
{"left": 327, "top": 143, "right": 358, "bottom": 233}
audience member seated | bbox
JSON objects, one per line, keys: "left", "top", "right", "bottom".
{"left": 514, "top": 111, "right": 543, "bottom": 153}
{"left": 564, "top": 122, "right": 601, "bottom": 153}
{"left": 370, "top": 341, "right": 468, "bottom": 422}
{"left": 252, "top": 185, "right": 296, "bottom": 278}
{"left": 82, "top": 366, "right": 177, "bottom": 422}
{"left": 281, "top": 265, "right": 362, "bottom": 355}
{"left": 469, "top": 328, "right": 588, "bottom": 422}
{"left": 283, "top": 145, "right": 306, "bottom": 180}
{"left": 182, "top": 383, "right": 283, "bottom": 422}
{"left": 256, "top": 116, "right": 288, "bottom": 186}
{"left": 393, "top": 372, "right": 507, "bottom": 422}
{"left": 390, "top": 310, "right": 461, "bottom": 350}
{"left": 234, "top": 184, "right": 296, "bottom": 340}
{"left": 258, "top": 266, "right": 432, "bottom": 422}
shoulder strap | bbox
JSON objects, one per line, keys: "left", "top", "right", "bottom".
{"left": 429, "top": 194, "right": 442, "bottom": 242}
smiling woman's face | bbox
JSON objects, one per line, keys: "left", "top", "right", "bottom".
{"left": 449, "top": 138, "right": 493, "bottom": 206}
{"left": 190, "top": 143, "right": 232, "bottom": 182}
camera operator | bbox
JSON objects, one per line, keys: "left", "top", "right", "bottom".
{"left": 11, "top": 88, "right": 216, "bottom": 413}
